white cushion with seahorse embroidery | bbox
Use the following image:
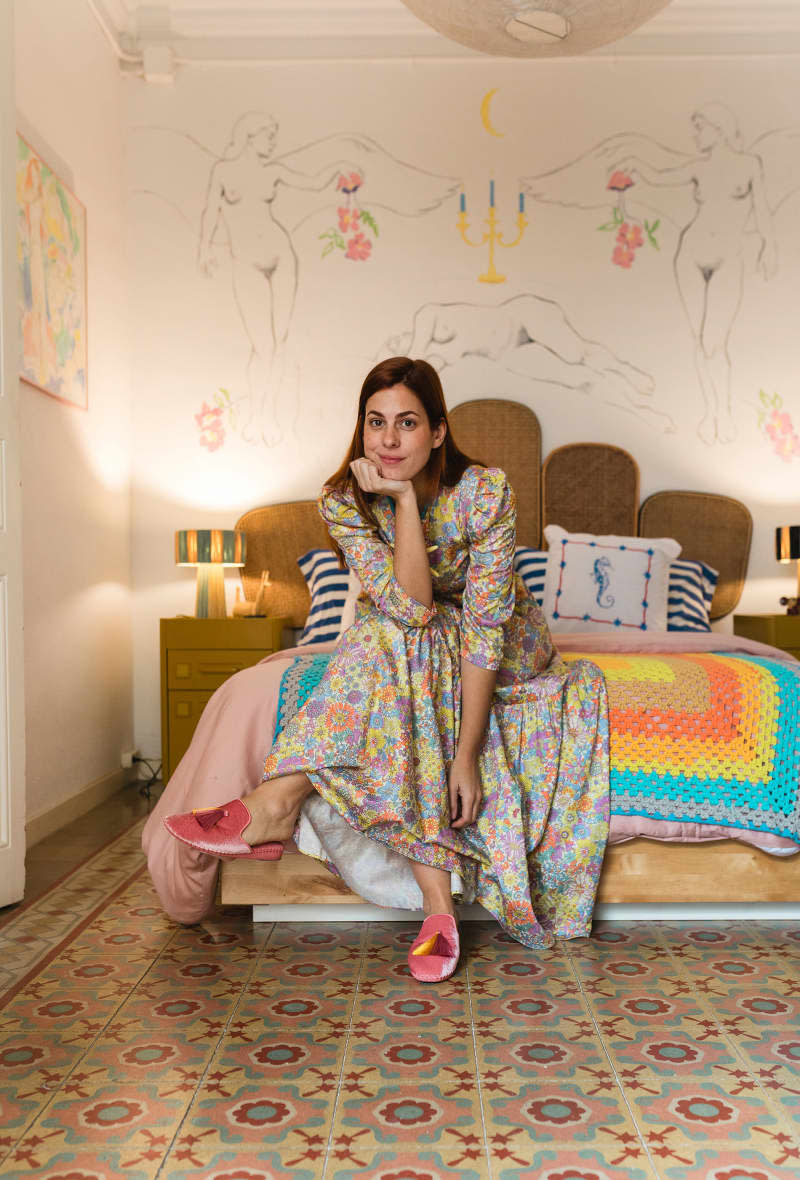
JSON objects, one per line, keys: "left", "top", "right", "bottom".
{"left": 542, "top": 525, "right": 680, "bottom": 633}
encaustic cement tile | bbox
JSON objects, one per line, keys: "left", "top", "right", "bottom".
{"left": 354, "top": 986, "right": 470, "bottom": 1029}
{"left": 175, "top": 1081, "right": 335, "bottom": 1153}
{"left": 481, "top": 1077, "right": 644, "bottom": 1154}
{"left": 470, "top": 986, "right": 590, "bottom": 1031}
{"left": 331, "top": 1080, "right": 482, "bottom": 1151}
{"left": 0, "top": 992, "right": 124, "bottom": 1039}
{"left": 602, "top": 1026, "right": 742, "bottom": 1079}
{"left": 157, "top": 1147, "right": 325, "bottom": 1179}
{"left": 639, "top": 1128, "right": 800, "bottom": 1177}
{"left": 476, "top": 1026, "right": 608, "bottom": 1089}
{"left": 344, "top": 1024, "right": 473, "bottom": 1083}
{"left": 488, "top": 1140, "right": 660, "bottom": 1180}
{"left": 328, "top": 1147, "right": 489, "bottom": 1179}
{"left": 78, "top": 1026, "right": 217, "bottom": 1082}
{"left": 584, "top": 984, "right": 711, "bottom": 1043}
{"left": 622, "top": 1075, "right": 794, "bottom": 1148}
{"left": 0, "top": 1143, "right": 166, "bottom": 1180}
{"left": 213, "top": 1028, "right": 344, "bottom": 1079}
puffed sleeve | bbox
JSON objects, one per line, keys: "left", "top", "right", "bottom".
{"left": 318, "top": 485, "right": 436, "bottom": 630}
{"left": 460, "top": 467, "right": 517, "bottom": 669}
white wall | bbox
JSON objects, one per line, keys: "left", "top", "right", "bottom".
{"left": 15, "top": 0, "right": 133, "bottom": 823}
{"left": 123, "top": 58, "right": 800, "bottom": 758}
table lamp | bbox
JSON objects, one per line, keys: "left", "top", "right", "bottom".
{"left": 175, "top": 529, "right": 246, "bottom": 618}
{"left": 776, "top": 524, "right": 800, "bottom": 611}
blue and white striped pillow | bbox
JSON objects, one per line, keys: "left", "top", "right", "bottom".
{"left": 297, "top": 549, "right": 352, "bottom": 645}
{"left": 514, "top": 547, "right": 547, "bottom": 605}
{"left": 667, "top": 559, "right": 719, "bottom": 632}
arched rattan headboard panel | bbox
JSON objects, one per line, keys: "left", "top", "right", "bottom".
{"left": 449, "top": 399, "right": 541, "bottom": 546}
{"left": 542, "top": 444, "right": 639, "bottom": 539}
{"left": 236, "top": 501, "right": 328, "bottom": 627}
{"left": 236, "top": 399, "right": 752, "bottom": 622}
{"left": 639, "top": 491, "right": 752, "bottom": 620}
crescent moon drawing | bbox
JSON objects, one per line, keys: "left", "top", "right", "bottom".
{"left": 480, "top": 88, "right": 504, "bottom": 138}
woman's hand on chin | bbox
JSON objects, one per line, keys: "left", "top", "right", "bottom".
{"left": 350, "top": 457, "right": 413, "bottom": 500}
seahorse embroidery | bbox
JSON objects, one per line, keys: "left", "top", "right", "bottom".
{"left": 592, "top": 556, "right": 614, "bottom": 608}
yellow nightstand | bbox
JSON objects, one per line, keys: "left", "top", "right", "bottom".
{"left": 160, "top": 616, "right": 290, "bottom": 783}
{"left": 733, "top": 613, "right": 800, "bottom": 659}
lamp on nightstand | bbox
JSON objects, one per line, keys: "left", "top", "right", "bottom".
{"left": 776, "top": 524, "right": 800, "bottom": 614}
{"left": 175, "top": 529, "right": 246, "bottom": 618}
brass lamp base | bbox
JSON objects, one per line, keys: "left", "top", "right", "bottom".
{"left": 195, "top": 564, "right": 227, "bottom": 618}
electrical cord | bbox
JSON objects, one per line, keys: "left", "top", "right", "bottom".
{"left": 134, "top": 756, "right": 163, "bottom": 799}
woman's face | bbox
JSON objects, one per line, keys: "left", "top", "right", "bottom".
{"left": 251, "top": 124, "right": 278, "bottom": 162}
{"left": 692, "top": 114, "right": 721, "bottom": 152}
{"left": 362, "top": 385, "right": 446, "bottom": 485}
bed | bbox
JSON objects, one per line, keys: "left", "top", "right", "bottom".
{"left": 142, "top": 398, "right": 800, "bottom": 921}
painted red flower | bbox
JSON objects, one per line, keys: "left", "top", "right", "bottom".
{"left": 607, "top": 170, "right": 634, "bottom": 191}
{"left": 337, "top": 170, "right": 363, "bottom": 192}
{"left": 612, "top": 244, "right": 635, "bottom": 269}
{"left": 195, "top": 401, "right": 225, "bottom": 451}
{"left": 82, "top": 1099, "right": 145, "bottom": 1127}
{"left": 617, "top": 221, "right": 644, "bottom": 250}
{"left": 337, "top": 205, "right": 361, "bottom": 233}
{"left": 377, "top": 1097, "right": 440, "bottom": 1126}
{"left": 345, "top": 232, "right": 372, "bottom": 261}
{"left": 673, "top": 1095, "right": 735, "bottom": 1122}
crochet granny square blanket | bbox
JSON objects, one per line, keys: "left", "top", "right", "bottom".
{"left": 274, "top": 650, "right": 800, "bottom": 841}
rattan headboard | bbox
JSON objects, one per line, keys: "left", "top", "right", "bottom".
{"left": 237, "top": 398, "right": 751, "bottom": 622}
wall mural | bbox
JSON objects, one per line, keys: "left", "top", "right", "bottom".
{"left": 523, "top": 103, "right": 800, "bottom": 447}
{"left": 195, "top": 113, "right": 459, "bottom": 446}
{"left": 131, "top": 91, "right": 800, "bottom": 468}
{"left": 383, "top": 295, "right": 672, "bottom": 433}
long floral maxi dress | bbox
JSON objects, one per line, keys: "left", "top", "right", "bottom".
{"left": 261, "top": 465, "right": 609, "bottom": 949}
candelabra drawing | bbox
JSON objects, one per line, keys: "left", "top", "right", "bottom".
{"left": 457, "top": 181, "right": 528, "bottom": 283}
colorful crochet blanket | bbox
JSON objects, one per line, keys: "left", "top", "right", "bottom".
{"left": 274, "top": 650, "right": 800, "bottom": 841}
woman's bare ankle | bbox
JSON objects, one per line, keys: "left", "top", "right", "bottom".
{"left": 240, "top": 776, "right": 311, "bottom": 845}
{"left": 422, "top": 893, "right": 456, "bottom": 919}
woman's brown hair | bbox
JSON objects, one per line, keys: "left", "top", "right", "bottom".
{"left": 323, "top": 356, "right": 483, "bottom": 566}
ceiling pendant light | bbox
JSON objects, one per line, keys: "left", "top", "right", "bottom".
{"left": 399, "top": 1, "right": 672, "bottom": 57}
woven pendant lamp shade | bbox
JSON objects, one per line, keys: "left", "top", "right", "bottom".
{"left": 399, "top": 0, "right": 672, "bottom": 57}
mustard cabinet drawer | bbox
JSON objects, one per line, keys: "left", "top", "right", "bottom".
{"left": 167, "top": 648, "right": 273, "bottom": 690}
{"left": 168, "top": 691, "right": 215, "bottom": 775}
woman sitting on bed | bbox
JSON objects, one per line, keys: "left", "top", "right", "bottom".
{"left": 163, "top": 356, "right": 610, "bottom": 981}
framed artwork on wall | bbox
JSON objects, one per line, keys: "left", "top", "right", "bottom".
{"left": 16, "top": 133, "right": 87, "bottom": 409}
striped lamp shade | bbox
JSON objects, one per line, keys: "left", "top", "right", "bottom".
{"left": 175, "top": 529, "right": 246, "bottom": 567}
{"left": 175, "top": 529, "right": 246, "bottom": 618}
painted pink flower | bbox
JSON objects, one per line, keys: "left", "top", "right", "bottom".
{"left": 617, "top": 221, "right": 644, "bottom": 250}
{"left": 765, "top": 407, "right": 800, "bottom": 461}
{"left": 345, "top": 232, "right": 372, "bottom": 261}
{"left": 612, "top": 244, "right": 635, "bottom": 269}
{"left": 607, "top": 170, "right": 634, "bottom": 192}
{"left": 195, "top": 401, "right": 225, "bottom": 451}
{"left": 337, "top": 205, "right": 360, "bottom": 233}
{"left": 336, "top": 171, "right": 363, "bottom": 193}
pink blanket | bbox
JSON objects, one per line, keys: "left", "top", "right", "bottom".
{"left": 142, "top": 630, "right": 799, "bottom": 924}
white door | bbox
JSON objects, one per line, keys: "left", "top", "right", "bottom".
{"left": 0, "top": 0, "right": 26, "bottom": 907}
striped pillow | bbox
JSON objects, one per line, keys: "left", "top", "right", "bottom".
{"left": 297, "top": 549, "right": 352, "bottom": 645}
{"left": 667, "top": 559, "right": 719, "bottom": 632}
{"left": 514, "top": 547, "right": 547, "bottom": 605}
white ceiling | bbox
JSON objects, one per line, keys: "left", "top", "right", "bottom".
{"left": 93, "top": 0, "right": 800, "bottom": 64}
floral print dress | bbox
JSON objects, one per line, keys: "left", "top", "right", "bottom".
{"left": 261, "top": 465, "right": 609, "bottom": 949}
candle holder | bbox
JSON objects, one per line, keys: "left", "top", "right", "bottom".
{"left": 457, "top": 182, "right": 528, "bottom": 284}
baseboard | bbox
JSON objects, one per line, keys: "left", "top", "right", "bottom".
{"left": 26, "top": 768, "right": 132, "bottom": 847}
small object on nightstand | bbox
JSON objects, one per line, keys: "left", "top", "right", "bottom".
{"left": 175, "top": 529, "right": 246, "bottom": 618}
{"left": 232, "top": 570, "right": 271, "bottom": 617}
{"left": 733, "top": 613, "right": 800, "bottom": 660}
{"left": 776, "top": 524, "right": 800, "bottom": 613}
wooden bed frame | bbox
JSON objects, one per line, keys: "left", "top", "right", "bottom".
{"left": 220, "top": 398, "right": 800, "bottom": 909}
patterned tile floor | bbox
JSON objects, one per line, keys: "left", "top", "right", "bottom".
{"left": 2, "top": 817, "right": 800, "bottom": 1178}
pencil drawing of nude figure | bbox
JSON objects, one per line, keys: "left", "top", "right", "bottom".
{"left": 391, "top": 294, "right": 673, "bottom": 431}
{"left": 198, "top": 112, "right": 460, "bottom": 446}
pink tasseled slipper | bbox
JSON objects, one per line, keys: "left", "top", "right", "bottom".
{"left": 407, "top": 914, "right": 460, "bottom": 983}
{"left": 163, "top": 798, "right": 284, "bottom": 861}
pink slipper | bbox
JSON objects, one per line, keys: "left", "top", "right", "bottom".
{"left": 163, "top": 798, "right": 284, "bottom": 861}
{"left": 407, "top": 914, "right": 460, "bottom": 983}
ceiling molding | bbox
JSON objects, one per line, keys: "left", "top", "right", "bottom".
{"left": 91, "top": 1, "right": 800, "bottom": 64}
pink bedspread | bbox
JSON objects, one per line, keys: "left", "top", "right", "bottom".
{"left": 142, "top": 630, "right": 799, "bottom": 924}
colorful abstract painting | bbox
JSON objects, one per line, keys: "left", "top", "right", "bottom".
{"left": 17, "top": 134, "right": 87, "bottom": 408}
